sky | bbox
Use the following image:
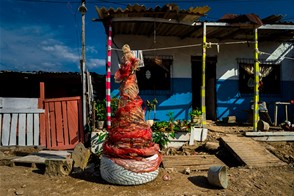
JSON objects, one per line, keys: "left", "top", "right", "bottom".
{"left": 0, "top": 0, "right": 293, "bottom": 75}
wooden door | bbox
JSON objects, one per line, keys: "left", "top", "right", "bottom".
{"left": 191, "top": 56, "right": 217, "bottom": 120}
{"left": 41, "top": 96, "right": 83, "bottom": 150}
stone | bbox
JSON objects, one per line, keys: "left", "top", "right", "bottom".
{"left": 71, "top": 142, "right": 91, "bottom": 170}
{"left": 45, "top": 159, "right": 73, "bottom": 176}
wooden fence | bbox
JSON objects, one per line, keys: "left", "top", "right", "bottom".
{"left": 0, "top": 97, "right": 44, "bottom": 146}
{"left": 0, "top": 96, "right": 84, "bottom": 150}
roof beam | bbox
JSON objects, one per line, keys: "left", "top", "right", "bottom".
{"left": 258, "top": 24, "right": 294, "bottom": 30}
{"left": 111, "top": 17, "right": 202, "bottom": 27}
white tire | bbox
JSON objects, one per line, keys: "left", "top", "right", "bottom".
{"left": 100, "top": 155, "right": 159, "bottom": 185}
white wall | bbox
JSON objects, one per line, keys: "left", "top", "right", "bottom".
{"left": 111, "top": 35, "right": 294, "bottom": 81}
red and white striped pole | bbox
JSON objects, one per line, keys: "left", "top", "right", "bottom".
{"left": 106, "top": 21, "right": 112, "bottom": 130}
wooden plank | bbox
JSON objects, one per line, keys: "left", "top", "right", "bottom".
{"left": 2, "top": 114, "right": 11, "bottom": 146}
{"left": 39, "top": 112, "right": 46, "bottom": 146}
{"left": 9, "top": 114, "right": 18, "bottom": 145}
{"left": 44, "top": 96, "right": 80, "bottom": 102}
{"left": 245, "top": 131, "right": 294, "bottom": 136}
{"left": 162, "top": 155, "right": 226, "bottom": 171}
{"left": 33, "top": 114, "right": 39, "bottom": 145}
{"left": 45, "top": 102, "right": 51, "bottom": 148}
{"left": 55, "top": 101, "right": 64, "bottom": 145}
{"left": 251, "top": 136, "right": 294, "bottom": 141}
{"left": 12, "top": 150, "right": 71, "bottom": 164}
{"left": 39, "top": 82, "right": 46, "bottom": 147}
{"left": 18, "top": 114, "right": 26, "bottom": 146}
{"left": 1, "top": 98, "right": 38, "bottom": 109}
{"left": 49, "top": 102, "right": 57, "bottom": 148}
{"left": 62, "top": 101, "right": 69, "bottom": 146}
{"left": 220, "top": 134, "right": 286, "bottom": 168}
{"left": 0, "top": 109, "right": 44, "bottom": 113}
{"left": 67, "top": 100, "right": 79, "bottom": 145}
{"left": 27, "top": 114, "right": 33, "bottom": 146}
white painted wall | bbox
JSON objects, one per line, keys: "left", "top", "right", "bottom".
{"left": 111, "top": 35, "right": 294, "bottom": 81}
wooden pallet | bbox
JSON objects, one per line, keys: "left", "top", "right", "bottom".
{"left": 220, "top": 134, "right": 287, "bottom": 168}
{"left": 162, "top": 155, "right": 226, "bottom": 172}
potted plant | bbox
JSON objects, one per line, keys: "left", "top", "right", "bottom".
{"left": 190, "top": 108, "right": 203, "bottom": 126}
{"left": 146, "top": 98, "right": 158, "bottom": 126}
{"left": 95, "top": 99, "right": 106, "bottom": 130}
{"left": 152, "top": 131, "right": 175, "bottom": 150}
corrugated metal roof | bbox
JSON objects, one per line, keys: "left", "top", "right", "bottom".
{"left": 95, "top": 4, "right": 294, "bottom": 42}
{"left": 97, "top": 3, "right": 210, "bottom": 22}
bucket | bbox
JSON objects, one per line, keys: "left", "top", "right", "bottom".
{"left": 207, "top": 166, "right": 228, "bottom": 188}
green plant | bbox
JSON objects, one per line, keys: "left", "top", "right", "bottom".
{"left": 151, "top": 121, "right": 169, "bottom": 132}
{"left": 152, "top": 131, "right": 175, "bottom": 150}
{"left": 190, "top": 107, "right": 202, "bottom": 117}
{"left": 146, "top": 98, "right": 158, "bottom": 120}
{"left": 95, "top": 99, "right": 106, "bottom": 121}
{"left": 174, "top": 119, "right": 191, "bottom": 132}
{"left": 166, "top": 111, "right": 174, "bottom": 122}
{"left": 111, "top": 97, "right": 119, "bottom": 117}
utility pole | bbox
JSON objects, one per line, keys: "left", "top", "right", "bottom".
{"left": 79, "top": 0, "right": 87, "bottom": 130}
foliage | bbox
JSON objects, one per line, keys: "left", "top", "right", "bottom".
{"left": 151, "top": 112, "right": 192, "bottom": 133}
{"left": 151, "top": 121, "right": 170, "bottom": 132}
{"left": 151, "top": 112, "right": 193, "bottom": 149}
{"left": 95, "top": 99, "right": 106, "bottom": 121}
{"left": 166, "top": 111, "right": 174, "bottom": 122}
{"left": 146, "top": 98, "right": 158, "bottom": 120}
{"left": 174, "top": 119, "right": 191, "bottom": 132}
{"left": 111, "top": 97, "right": 119, "bottom": 117}
{"left": 190, "top": 107, "right": 202, "bottom": 117}
{"left": 152, "top": 131, "right": 175, "bottom": 150}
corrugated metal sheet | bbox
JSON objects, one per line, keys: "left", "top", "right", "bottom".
{"left": 95, "top": 4, "right": 293, "bottom": 42}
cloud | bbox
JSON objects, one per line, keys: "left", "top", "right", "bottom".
{"left": 87, "top": 58, "right": 106, "bottom": 69}
{"left": 0, "top": 24, "right": 105, "bottom": 73}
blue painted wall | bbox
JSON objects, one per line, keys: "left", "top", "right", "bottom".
{"left": 111, "top": 78, "right": 294, "bottom": 124}
{"left": 216, "top": 79, "right": 294, "bottom": 123}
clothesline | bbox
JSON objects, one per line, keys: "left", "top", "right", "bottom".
{"left": 110, "top": 40, "right": 256, "bottom": 52}
{"left": 110, "top": 41, "right": 294, "bottom": 61}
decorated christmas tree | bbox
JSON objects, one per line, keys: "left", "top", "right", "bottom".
{"left": 100, "top": 44, "right": 162, "bottom": 185}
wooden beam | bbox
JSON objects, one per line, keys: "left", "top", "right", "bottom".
{"left": 259, "top": 24, "right": 294, "bottom": 30}
{"left": 245, "top": 131, "right": 294, "bottom": 136}
{"left": 0, "top": 109, "right": 44, "bottom": 114}
{"left": 251, "top": 136, "right": 294, "bottom": 142}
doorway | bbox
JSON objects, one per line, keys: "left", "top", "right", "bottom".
{"left": 191, "top": 56, "right": 217, "bottom": 120}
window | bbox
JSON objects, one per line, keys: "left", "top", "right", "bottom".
{"left": 136, "top": 56, "right": 172, "bottom": 93}
{"left": 238, "top": 58, "right": 281, "bottom": 94}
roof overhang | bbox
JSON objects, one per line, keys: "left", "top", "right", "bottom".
{"left": 94, "top": 4, "right": 294, "bottom": 42}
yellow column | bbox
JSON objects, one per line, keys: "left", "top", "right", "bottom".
{"left": 253, "top": 28, "right": 260, "bottom": 131}
{"left": 201, "top": 23, "right": 207, "bottom": 128}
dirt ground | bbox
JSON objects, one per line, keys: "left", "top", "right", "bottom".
{"left": 1, "top": 121, "right": 294, "bottom": 196}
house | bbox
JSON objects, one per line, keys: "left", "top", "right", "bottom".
{"left": 95, "top": 4, "right": 294, "bottom": 127}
